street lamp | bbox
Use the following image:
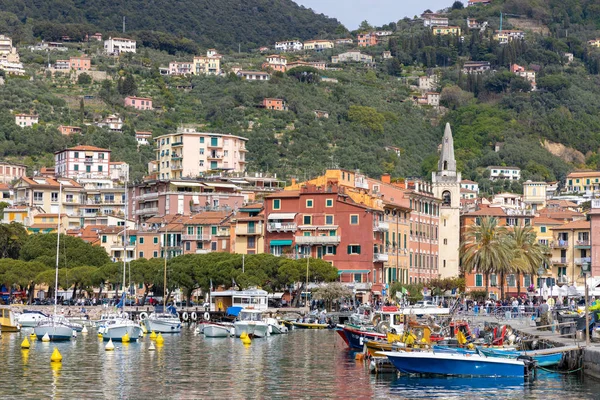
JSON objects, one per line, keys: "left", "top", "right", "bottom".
{"left": 537, "top": 265, "right": 546, "bottom": 298}
{"left": 582, "top": 261, "right": 591, "bottom": 345}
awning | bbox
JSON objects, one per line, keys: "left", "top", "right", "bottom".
{"left": 337, "top": 269, "right": 371, "bottom": 275}
{"left": 268, "top": 213, "right": 296, "bottom": 220}
{"left": 203, "top": 182, "right": 240, "bottom": 189}
{"left": 170, "top": 182, "right": 203, "bottom": 187}
{"left": 267, "top": 293, "right": 284, "bottom": 299}
{"left": 270, "top": 240, "right": 292, "bottom": 246}
{"left": 230, "top": 179, "right": 249, "bottom": 184}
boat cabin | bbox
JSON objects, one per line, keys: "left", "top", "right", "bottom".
{"left": 210, "top": 288, "right": 268, "bottom": 312}
{"left": 373, "top": 306, "right": 451, "bottom": 334}
{"left": 238, "top": 309, "right": 264, "bottom": 321}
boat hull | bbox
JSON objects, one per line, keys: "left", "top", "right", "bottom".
{"left": 381, "top": 351, "right": 527, "bottom": 377}
{"left": 340, "top": 326, "right": 387, "bottom": 350}
{"left": 204, "top": 324, "right": 232, "bottom": 338}
{"left": 477, "top": 347, "right": 563, "bottom": 367}
{"left": 18, "top": 314, "right": 47, "bottom": 328}
{"left": 33, "top": 324, "right": 73, "bottom": 341}
{"left": 291, "top": 322, "right": 328, "bottom": 330}
{"left": 234, "top": 321, "right": 269, "bottom": 338}
{"left": 102, "top": 324, "right": 143, "bottom": 341}
{"left": 145, "top": 318, "right": 182, "bottom": 333}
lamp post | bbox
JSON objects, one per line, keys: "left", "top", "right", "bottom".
{"left": 582, "top": 261, "right": 591, "bottom": 345}
{"left": 537, "top": 265, "right": 545, "bottom": 298}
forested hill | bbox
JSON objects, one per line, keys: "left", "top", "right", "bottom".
{"left": 0, "top": 0, "right": 341, "bottom": 51}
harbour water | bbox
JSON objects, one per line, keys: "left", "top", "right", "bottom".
{"left": 1, "top": 327, "right": 598, "bottom": 399}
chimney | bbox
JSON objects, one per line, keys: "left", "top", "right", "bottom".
{"left": 381, "top": 173, "right": 391, "bottom": 184}
{"left": 291, "top": 178, "right": 297, "bottom": 186}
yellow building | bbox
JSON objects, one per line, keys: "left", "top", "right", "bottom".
{"left": 303, "top": 40, "right": 335, "bottom": 50}
{"left": 230, "top": 203, "right": 265, "bottom": 255}
{"left": 549, "top": 220, "right": 590, "bottom": 286}
{"left": 27, "top": 213, "right": 73, "bottom": 234}
{"left": 588, "top": 39, "right": 600, "bottom": 47}
{"left": 192, "top": 55, "right": 221, "bottom": 75}
{"left": 522, "top": 181, "right": 547, "bottom": 211}
{"left": 565, "top": 171, "right": 600, "bottom": 193}
{"left": 432, "top": 26, "right": 461, "bottom": 36}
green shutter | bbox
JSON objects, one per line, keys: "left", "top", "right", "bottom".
{"left": 333, "top": 246, "right": 336, "bottom": 255}
{"left": 357, "top": 245, "right": 361, "bottom": 254}
{"left": 347, "top": 245, "right": 351, "bottom": 254}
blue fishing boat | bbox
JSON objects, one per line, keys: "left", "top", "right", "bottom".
{"left": 432, "top": 345, "right": 476, "bottom": 355}
{"left": 380, "top": 351, "right": 534, "bottom": 377}
{"left": 477, "top": 347, "right": 563, "bottom": 367}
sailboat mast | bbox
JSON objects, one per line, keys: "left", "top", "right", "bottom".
{"left": 163, "top": 225, "right": 167, "bottom": 312}
{"left": 306, "top": 256, "right": 309, "bottom": 312}
{"left": 122, "top": 182, "right": 127, "bottom": 308}
{"left": 54, "top": 182, "right": 62, "bottom": 316}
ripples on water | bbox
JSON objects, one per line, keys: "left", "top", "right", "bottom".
{"left": 1, "top": 327, "right": 598, "bottom": 399}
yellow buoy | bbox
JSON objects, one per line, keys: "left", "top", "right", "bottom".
{"left": 156, "top": 333, "right": 164, "bottom": 345}
{"left": 30, "top": 332, "right": 37, "bottom": 340}
{"left": 50, "top": 347, "right": 62, "bottom": 363}
{"left": 240, "top": 332, "right": 251, "bottom": 345}
{"left": 149, "top": 331, "right": 157, "bottom": 340}
{"left": 21, "top": 337, "right": 30, "bottom": 349}
{"left": 42, "top": 332, "right": 51, "bottom": 342}
{"left": 21, "top": 349, "right": 29, "bottom": 364}
{"left": 105, "top": 338, "right": 115, "bottom": 351}
{"left": 240, "top": 332, "right": 248, "bottom": 339}
{"left": 122, "top": 333, "right": 130, "bottom": 343}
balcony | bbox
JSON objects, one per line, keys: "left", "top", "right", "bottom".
{"left": 182, "top": 234, "right": 212, "bottom": 241}
{"left": 172, "top": 141, "right": 183, "bottom": 147}
{"left": 373, "top": 221, "right": 389, "bottom": 231}
{"left": 354, "top": 282, "right": 372, "bottom": 291}
{"left": 551, "top": 257, "right": 567, "bottom": 264}
{"left": 373, "top": 253, "right": 389, "bottom": 262}
{"left": 171, "top": 164, "right": 183, "bottom": 171}
{"left": 295, "top": 235, "right": 341, "bottom": 245}
{"left": 207, "top": 153, "right": 223, "bottom": 160}
{"left": 235, "top": 225, "right": 263, "bottom": 235}
{"left": 550, "top": 240, "right": 568, "bottom": 249}
{"left": 84, "top": 158, "right": 94, "bottom": 164}
{"left": 267, "top": 223, "right": 297, "bottom": 232}
{"left": 592, "top": 199, "right": 600, "bottom": 209}
{"left": 575, "top": 257, "right": 591, "bottom": 265}
{"left": 171, "top": 154, "right": 182, "bottom": 161}
{"left": 135, "top": 207, "right": 158, "bottom": 215}
{"left": 575, "top": 240, "right": 590, "bottom": 248}
{"left": 207, "top": 141, "right": 222, "bottom": 148}
{"left": 110, "top": 244, "right": 136, "bottom": 251}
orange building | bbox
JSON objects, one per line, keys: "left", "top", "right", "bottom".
{"left": 262, "top": 98, "right": 288, "bottom": 111}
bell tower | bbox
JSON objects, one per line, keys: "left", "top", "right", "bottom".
{"left": 432, "top": 123, "right": 461, "bottom": 278}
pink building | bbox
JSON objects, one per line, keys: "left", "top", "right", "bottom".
{"left": 168, "top": 61, "right": 193, "bottom": 75}
{"left": 70, "top": 57, "right": 91, "bottom": 71}
{"left": 54, "top": 145, "right": 111, "bottom": 180}
{"left": 154, "top": 127, "right": 248, "bottom": 180}
{"left": 124, "top": 96, "right": 153, "bottom": 110}
{"left": 0, "top": 162, "right": 26, "bottom": 183}
{"left": 589, "top": 199, "right": 600, "bottom": 276}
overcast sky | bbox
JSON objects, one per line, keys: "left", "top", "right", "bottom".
{"left": 295, "top": 0, "right": 460, "bottom": 29}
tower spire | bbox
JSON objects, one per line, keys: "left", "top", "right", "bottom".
{"left": 438, "top": 122, "right": 456, "bottom": 174}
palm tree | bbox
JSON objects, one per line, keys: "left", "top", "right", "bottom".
{"left": 507, "top": 225, "right": 550, "bottom": 297}
{"left": 460, "top": 217, "right": 512, "bottom": 298}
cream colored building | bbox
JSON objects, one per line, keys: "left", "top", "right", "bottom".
{"left": 550, "top": 220, "right": 590, "bottom": 286}
{"left": 523, "top": 181, "right": 547, "bottom": 211}
{"left": 12, "top": 176, "right": 85, "bottom": 221}
{"left": 432, "top": 123, "right": 461, "bottom": 278}
{"left": 155, "top": 127, "right": 248, "bottom": 180}
{"left": 193, "top": 52, "right": 221, "bottom": 75}
{"left": 303, "top": 40, "right": 334, "bottom": 50}
{"left": 15, "top": 114, "right": 38, "bottom": 127}
{"left": 0, "top": 35, "right": 20, "bottom": 63}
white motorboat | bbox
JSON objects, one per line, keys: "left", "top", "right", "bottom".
{"left": 265, "top": 317, "right": 288, "bottom": 334}
{"left": 145, "top": 313, "right": 182, "bottom": 333}
{"left": 17, "top": 310, "right": 48, "bottom": 328}
{"left": 203, "top": 322, "right": 234, "bottom": 338}
{"left": 234, "top": 310, "right": 269, "bottom": 338}
{"left": 98, "top": 312, "right": 143, "bottom": 341}
{"left": 34, "top": 316, "right": 75, "bottom": 341}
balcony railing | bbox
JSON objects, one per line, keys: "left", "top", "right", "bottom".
{"left": 373, "top": 253, "right": 389, "bottom": 262}
{"left": 575, "top": 240, "right": 590, "bottom": 247}
{"left": 172, "top": 141, "right": 183, "bottom": 147}
{"left": 575, "top": 257, "right": 591, "bottom": 265}
{"left": 551, "top": 257, "right": 567, "bottom": 264}
{"left": 295, "top": 235, "right": 341, "bottom": 245}
{"left": 592, "top": 199, "right": 600, "bottom": 209}
{"left": 267, "top": 223, "right": 297, "bottom": 232}
{"left": 550, "top": 240, "right": 569, "bottom": 248}
{"left": 135, "top": 207, "right": 158, "bottom": 215}
{"left": 182, "top": 234, "right": 212, "bottom": 241}
{"left": 235, "top": 225, "right": 263, "bottom": 235}
{"left": 373, "top": 221, "right": 389, "bottom": 231}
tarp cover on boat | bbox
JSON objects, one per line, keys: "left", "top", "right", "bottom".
{"left": 226, "top": 306, "right": 243, "bottom": 317}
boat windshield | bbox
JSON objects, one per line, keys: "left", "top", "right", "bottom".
{"left": 239, "top": 311, "right": 262, "bottom": 321}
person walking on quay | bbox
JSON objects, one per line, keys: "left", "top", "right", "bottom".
{"left": 538, "top": 299, "right": 550, "bottom": 330}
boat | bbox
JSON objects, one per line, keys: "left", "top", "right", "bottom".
{"left": 33, "top": 183, "right": 77, "bottom": 341}
{"left": 234, "top": 309, "right": 269, "bottom": 338}
{"left": 209, "top": 288, "right": 269, "bottom": 312}
{"left": 144, "top": 310, "right": 182, "bottom": 334}
{"left": 203, "top": 322, "right": 234, "bottom": 338}
{"left": 380, "top": 351, "right": 534, "bottom": 378}
{"left": 336, "top": 324, "right": 387, "bottom": 350}
{"left": 100, "top": 194, "right": 143, "bottom": 342}
{"left": 477, "top": 347, "right": 563, "bottom": 367}
{"left": 265, "top": 317, "right": 288, "bottom": 334}
{"left": 0, "top": 307, "right": 21, "bottom": 332}
{"left": 284, "top": 321, "right": 329, "bottom": 330}
{"left": 17, "top": 310, "right": 48, "bottom": 328}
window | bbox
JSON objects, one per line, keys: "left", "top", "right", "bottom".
{"left": 211, "top": 242, "right": 217, "bottom": 251}
{"left": 139, "top": 251, "right": 144, "bottom": 258}
{"left": 200, "top": 137, "right": 205, "bottom": 144}
{"left": 153, "top": 251, "right": 158, "bottom": 258}
{"left": 211, "top": 137, "right": 218, "bottom": 146}
{"left": 475, "top": 274, "right": 483, "bottom": 287}
{"left": 326, "top": 199, "right": 333, "bottom": 207}
{"left": 524, "top": 218, "right": 531, "bottom": 226}
{"left": 350, "top": 215, "right": 359, "bottom": 225}
{"left": 247, "top": 236, "right": 256, "bottom": 248}
{"left": 200, "top": 148, "right": 204, "bottom": 155}
{"left": 211, "top": 226, "right": 217, "bottom": 235}
{"left": 272, "top": 199, "right": 281, "bottom": 210}
{"left": 325, "top": 245, "right": 336, "bottom": 255}
{"left": 325, "top": 215, "right": 334, "bottom": 225}
{"left": 303, "top": 215, "right": 312, "bottom": 225}
{"left": 507, "top": 274, "right": 516, "bottom": 287}
{"left": 524, "top": 275, "right": 531, "bottom": 287}
{"left": 185, "top": 242, "right": 191, "bottom": 251}
{"left": 33, "top": 192, "right": 43, "bottom": 202}
{"left": 347, "top": 245, "right": 361, "bottom": 254}
{"left": 306, "top": 199, "right": 313, "bottom": 208}
{"left": 102, "top": 235, "right": 107, "bottom": 243}
{"left": 51, "top": 192, "right": 58, "bottom": 202}
{"left": 490, "top": 274, "right": 497, "bottom": 286}
{"left": 139, "top": 237, "right": 144, "bottom": 244}
{"left": 153, "top": 237, "right": 158, "bottom": 244}
{"left": 541, "top": 226, "right": 547, "bottom": 233}
{"left": 74, "top": 165, "right": 79, "bottom": 171}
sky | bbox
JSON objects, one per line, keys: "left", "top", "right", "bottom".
{"left": 295, "top": 0, "right": 460, "bottom": 30}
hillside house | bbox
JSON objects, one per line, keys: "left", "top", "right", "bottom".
{"left": 275, "top": 40, "right": 303, "bottom": 52}
{"left": 124, "top": 96, "right": 153, "bottom": 111}
{"left": 588, "top": 39, "right": 600, "bottom": 48}
{"left": 15, "top": 114, "right": 38, "bottom": 127}
{"left": 335, "top": 38, "right": 353, "bottom": 45}
{"left": 462, "top": 61, "right": 491, "bottom": 74}
{"left": 467, "top": 18, "right": 488, "bottom": 30}
{"left": 286, "top": 61, "right": 326, "bottom": 70}
{"left": 511, "top": 64, "right": 536, "bottom": 89}
{"left": 423, "top": 15, "right": 449, "bottom": 27}
{"left": 357, "top": 33, "right": 378, "bottom": 47}
{"left": 237, "top": 71, "right": 270, "bottom": 81}
{"left": 70, "top": 57, "right": 91, "bottom": 71}
{"left": 104, "top": 37, "right": 136, "bottom": 55}
{"left": 468, "top": 0, "right": 492, "bottom": 5}
{"left": 331, "top": 51, "right": 373, "bottom": 63}
{"left": 418, "top": 75, "right": 438, "bottom": 91}
{"left": 99, "top": 114, "right": 123, "bottom": 131}
{"left": 495, "top": 30, "right": 525, "bottom": 44}
{"left": 58, "top": 125, "right": 82, "bottom": 135}
{"left": 261, "top": 98, "right": 288, "bottom": 111}
{"left": 135, "top": 131, "right": 152, "bottom": 146}
{"left": 487, "top": 166, "right": 521, "bottom": 181}
{"left": 86, "top": 33, "right": 103, "bottom": 41}
{"left": 382, "top": 51, "right": 392, "bottom": 59}
{"left": 168, "top": 62, "right": 193, "bottom": 75}
{"left": 262, "top": 54, "right": 287, "bottom": 72}
{"left": 432, "top": 26, "right": 461, "bottom": 36}
{"left": 303, "top": 40, "right": 334, "bottom": 51}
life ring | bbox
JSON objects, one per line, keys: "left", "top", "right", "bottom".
{"left": 204, "top": 312, "right": 210, "bottom": 321}
{"left": 182, "top": 311, "right": 189, "bottom": 322}
{"left": 191, "top": 312, "right": 198, "bottom": 321}
{"left": 139, "top": 312, "right": 148, "bottom": 320}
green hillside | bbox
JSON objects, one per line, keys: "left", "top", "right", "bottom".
{"left": 0, "top": 0, "right": 342, "bottom": 51}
